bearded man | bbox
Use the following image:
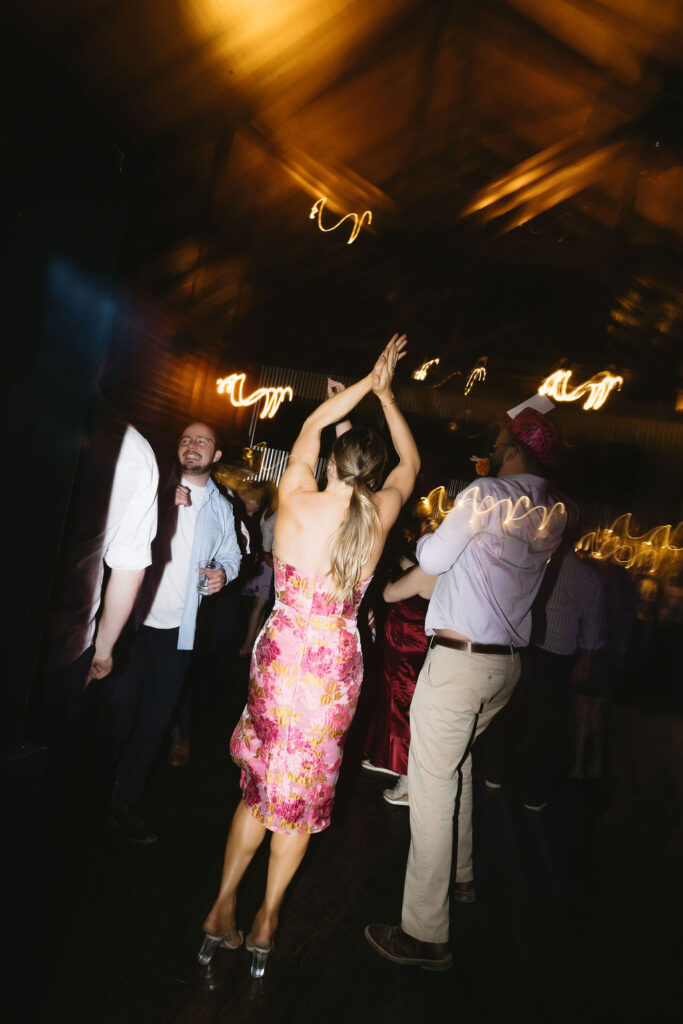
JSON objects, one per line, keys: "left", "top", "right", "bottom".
{"left": 103, "top": 423, "right": 241, "bottom": 843}
{"left": 366, "top": 406, "right": 567, "bottom": 970}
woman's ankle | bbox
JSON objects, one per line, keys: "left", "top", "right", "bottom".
{"left": 204, "top": 894, "right": 237, "bottom": 935}
{"left": 250, "top": 909, "right": 277, "bottom": 945}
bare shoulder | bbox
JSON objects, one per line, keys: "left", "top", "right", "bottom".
{"left": 373, "top": 486, "right": 403, "bottom": 533}
{"left": 279, "top": 457, "right": 319, "bottom": 500}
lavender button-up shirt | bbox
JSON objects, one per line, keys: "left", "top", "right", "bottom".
{"left": 416, "top": 474, "right": 567, "bottom": 646}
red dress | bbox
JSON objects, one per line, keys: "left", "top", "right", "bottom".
{"left": 365, "top": 592, "right": 429, "bottom": 775}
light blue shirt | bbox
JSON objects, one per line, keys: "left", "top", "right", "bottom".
{"left": 178, "top": 476, "right": 242, "bottom": 649}
{"left": 417, "top": 474, "right": 567, "bottom": 646}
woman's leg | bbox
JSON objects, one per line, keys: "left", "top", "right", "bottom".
{"left": 249, "top": 830, "right": 311, "bottom": 947}
{"left": 203, "top": 800, "right": 268, "bottom": 937}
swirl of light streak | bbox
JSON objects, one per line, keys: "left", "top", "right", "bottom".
{"left": 576, "top": 514, "right": 683, "bottom": 574}
{"left": 241, "top": 440, "right": 267, "bottom": 472}
{"left": 412, "top": 358, "right": 440, "bottom": 381}
{"left": 417, "top": 486, "right": 454, "bottom": 525}
{"left": 453, "top": 486, "right": 566, "bottom": 534}
{"left": 419, "top": 485, "right": 565, "bottom": 535}
{"left": 309, "top": 197, "right": 373, "bottom": 245}
{"left": 464, "top": 357, "right": 487, "bottom": 396}
{"left": 216, "top": 374, "right": 293, "bottom": 419}
{"left": 538, "top": 369, "right": 623, "bottom": 410}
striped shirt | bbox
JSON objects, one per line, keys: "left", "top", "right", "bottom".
{"left": 538, "top": 549, "right": 605, "bottom": 656}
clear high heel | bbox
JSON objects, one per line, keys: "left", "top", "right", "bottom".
{"left": 245, "top": 933, "right": 275, "bottom": 978}
{"left": 197, "top": 929, "right": 243, "bottom": 965}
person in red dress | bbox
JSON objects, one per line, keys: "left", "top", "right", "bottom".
{"left": 364, "top": 556, "right": 435, "bottom": 805}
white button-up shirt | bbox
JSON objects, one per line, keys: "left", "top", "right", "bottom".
{"left": 417, "top": 474, "right": 567, "bottom": 646}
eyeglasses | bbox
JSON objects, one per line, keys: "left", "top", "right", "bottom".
{"left": 179, "top": 436, "right": 213, "bottom": 448}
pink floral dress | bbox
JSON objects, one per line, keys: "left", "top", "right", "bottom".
{"left": 230, "top": 555, "right": 372, "bottom": 834}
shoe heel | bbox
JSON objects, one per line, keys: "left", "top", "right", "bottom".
{"left": 250, "top": 947, "right": 270, "bottom": 978}
{"left": 198, "top": 934, "right": 222, "bottom": 966}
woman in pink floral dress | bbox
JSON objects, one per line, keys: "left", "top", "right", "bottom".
{"left": 199, "top": 334, "right": 420, "bottom": 976}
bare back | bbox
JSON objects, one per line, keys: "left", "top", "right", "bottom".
{"left": 274, "top": 485, "right": 398, "bottom": 580}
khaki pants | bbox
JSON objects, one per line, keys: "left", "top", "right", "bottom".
{"left": 401, "top": 643, "right": 521, "bottom": 943}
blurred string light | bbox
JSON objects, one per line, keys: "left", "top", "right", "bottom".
{"left": 416, "top": 486, "right": 453, "bottom": 529}
{"left": 456, "top": 487, "right": 566, "bottom": 533}
{"left": 309, "top": 197, "right": 372, "bottom": 244}
{"left": 538, "top": 369, "right": 623, "bottom": 410}
{"left": 241, "top": 440, "right": 267, "bottom": 472}
{"left": 464, "top": 356, "right": 487, "bottom": 396}
{"left": 418, "top": 485, "right": 565, "bottom": 534}
{"left": 412, "top": 358, "right": 440, "bottom": 381}
{"left": 216, "top": 374, "right": 293, "bottom": 418}
{"left": 576, "top": 514, "right": 683, "bottom": 575}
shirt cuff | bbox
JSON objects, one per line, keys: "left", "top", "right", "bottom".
{"left": 105, "top": 548, "right": 152, "bottom": 572}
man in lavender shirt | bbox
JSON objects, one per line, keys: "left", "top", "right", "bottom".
{"left": 366, "top": 407, "right": 567, "bottom": 970}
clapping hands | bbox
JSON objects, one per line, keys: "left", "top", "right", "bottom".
{"left": 372, "top": 333, "right": 407, "bottom": 399}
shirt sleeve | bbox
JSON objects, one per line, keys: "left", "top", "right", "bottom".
{"left": 105, "top": 428, "right": 159, "bottom": 571}
{"left": 416, "top": 484, "right": 484, "bottom": 575}
{"left": 217, "top": 512, "right": 242, "bottom": 584}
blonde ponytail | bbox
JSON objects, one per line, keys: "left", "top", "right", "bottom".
{"left": 326, "top": 427, "right": 387, "bottom": 603}
{"left": 328, "top": 480, "right": 380, "bottom": 602}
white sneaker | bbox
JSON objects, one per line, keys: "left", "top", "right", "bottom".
{"left": 383, "top": 778, "right": 409, "bottom": 806}
{"left": 484, "top": 779, "right": 502, "bottom": 790}
{"left": 523, "top": 800, "right": 548, "bottom": 812}
{"left": 362, "top": 759, "right": 399, "bottom": 778}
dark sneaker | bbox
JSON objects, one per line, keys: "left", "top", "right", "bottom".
{"left": 110, "top": 803, "right": 158, "bottom": 844}
{"left": 364, "top": 924, "right": 452, "bottom": 971}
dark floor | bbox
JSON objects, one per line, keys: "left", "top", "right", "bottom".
{"left": 10, "top": 648, "right": 683, "bottom": 1024}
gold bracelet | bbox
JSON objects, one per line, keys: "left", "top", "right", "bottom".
{"left": 382, "top": 399, "right": 397, "bottom": 409}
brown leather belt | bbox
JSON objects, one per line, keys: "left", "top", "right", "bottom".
{"left": 430, "top": 636, "right": 521, "bottom": 656}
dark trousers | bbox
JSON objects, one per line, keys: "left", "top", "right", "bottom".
{"left": 170, "top": 582, "right": 242, "bottom": 742}
{"left": 38, "top": 646, "right": 96, "bottom": 750}
{"left": 522, "top": 646, "right": 575, "bottom": 804}
{"left": 482, "top": 645, "right": 575, "bottom": 804}
{"left": 101, "top": 626, "right": 191, "bottom": 808}
{"left": 31, "top": 646, "right": 105, "bottom": 814}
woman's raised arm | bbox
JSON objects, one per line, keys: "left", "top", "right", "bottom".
{"left": 280, "top": 334, "right": 408, "bottom": 497}
{"left": 373, "top": 339, "right": 421, "bottom": 512}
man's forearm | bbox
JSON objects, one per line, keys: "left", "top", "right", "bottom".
{"left": 94, "top": 568, "right": 146, "bottom": 656}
